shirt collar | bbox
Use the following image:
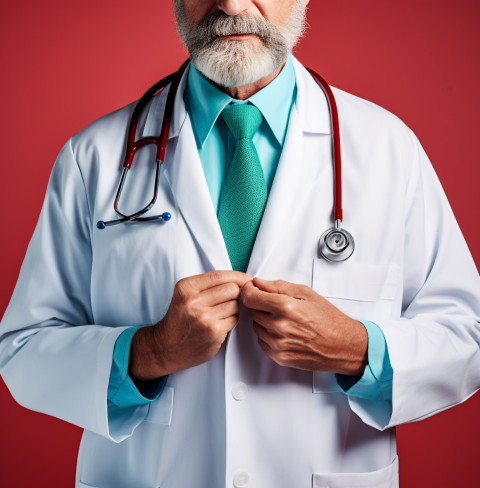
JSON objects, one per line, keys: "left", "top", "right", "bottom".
{"left": 185, "top": 55, "right": 296, "bottom": 148}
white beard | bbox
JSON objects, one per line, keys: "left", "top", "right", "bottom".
{"left": 173, "top": 0, "right": 307, "bottom": 87}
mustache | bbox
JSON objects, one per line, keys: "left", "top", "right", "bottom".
{"left": 186, "top": 11, "right": 279, "bottom": 47}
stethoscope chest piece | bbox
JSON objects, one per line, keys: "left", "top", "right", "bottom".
{"left": 318, "top": 221, "right": 355, "bottom": 262}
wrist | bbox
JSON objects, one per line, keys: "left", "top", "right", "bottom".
{"left": 334, "top": 319, "right": 368, "bottom": 377}
{"left": 129, "top": 325, "right": 169, "bottom": 381}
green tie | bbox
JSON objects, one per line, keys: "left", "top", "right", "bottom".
{"left": 218, "top": 103, "right": 267, "bottom": 272}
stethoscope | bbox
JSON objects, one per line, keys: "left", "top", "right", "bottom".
{"left": 96, "top": 59, "right": 355, "bottom": 263}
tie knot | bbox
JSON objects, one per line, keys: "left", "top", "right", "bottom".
{"left": 220, "top": 103, "right": 262, "bottom": 140}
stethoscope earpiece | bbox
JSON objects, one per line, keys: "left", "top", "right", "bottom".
{"left": 318, "top": 220, "right": 355, "bottom": 262}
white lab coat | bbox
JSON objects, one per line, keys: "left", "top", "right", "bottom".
{"left": 1, "top": 58, "right": 479, "bottom": 488}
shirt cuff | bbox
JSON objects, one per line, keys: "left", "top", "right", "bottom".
{"left": 107, "top": 327, "right": 167, "bottom": 408}
{"left": 336, "top": 320, "right": 393, "bottom": 401}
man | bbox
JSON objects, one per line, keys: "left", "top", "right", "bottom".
{"left": 0, "top": 1, "right": 479, "bottom": 487}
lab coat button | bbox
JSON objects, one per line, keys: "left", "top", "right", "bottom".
{"left": 232, "top": 382, "right": 248, "bottom": 401}
{"left": 233, "top": 470, "right": 249, "bottom": 487}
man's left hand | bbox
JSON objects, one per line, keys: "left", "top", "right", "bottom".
{"left": 240, "top": 278, "right": 368, "bottom": 377}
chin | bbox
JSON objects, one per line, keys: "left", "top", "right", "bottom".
{"left": 192, "top": 39, "right": 287, "bottom": 88}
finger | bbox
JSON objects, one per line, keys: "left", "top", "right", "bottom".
{"left": 247, "top": 308, "right": 278, "bottom": 330}
{"left": 182, "top": 270, "right": 252, "bottom": 293}
{"left": 241, "top": 280, "right": 293, "bottom": 313}
{"left": 198, "top": 270, "right": 252, "bottom": 291}
{"left": 252, "top": 321, "right": 279, "bottom": 345}
{"left": 252, "top": 277, "right": 314, "bottom": 300}
{"left": 257, "top": 335, "right": 274, "bottom": 359}
{"left": 201, "top": 282, "right": 242, "bottom": 307}
{"left": 219, "top": 315, "right": 240, "bottom": 333}
{"left": 212, "top": 299, "right": 240, "bottom": 320}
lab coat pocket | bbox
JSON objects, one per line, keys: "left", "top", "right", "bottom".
{"left": 312, "top": 260, "right": 400, "bottom": 321}
{"left": 313, "top": 456, "right": 399, "bottom": 488}
{"left": 144, "top": 386, "right": 174, "bottom": 426}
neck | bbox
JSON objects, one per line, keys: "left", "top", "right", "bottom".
{"left": 214, "top": 63, "right": 285, "bottom": 100}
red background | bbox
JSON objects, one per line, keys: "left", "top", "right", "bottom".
{"left": 1, "top": 1, "right": 479, "bottom": 486}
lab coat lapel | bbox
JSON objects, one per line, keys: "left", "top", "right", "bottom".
{"left": 247, "top": 108, "right": 307, "bottom": 276}
{"left": 247, "top": 60, "right": 332, "bottom": 276}
{"left": 164, "top": 119, "right": 232, "bottom": 271}
{"left": 140, "top": 66, "right": 231, "bottom": 272}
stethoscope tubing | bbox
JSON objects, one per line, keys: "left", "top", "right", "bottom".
{"left": 306, "top": 68, "right": 342, "bottom": 224}
{"left": 97, "top": 60, "right": 189, "bottom": 229}
{"left": 97, "top": 59, "right": 354, "bottom": 264}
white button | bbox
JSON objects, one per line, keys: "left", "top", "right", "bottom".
{"left": 232, "top": 382, "right": 248, "bottom": 401}
{"left": 233, "top": 470, "right": 249, "bottom": 488}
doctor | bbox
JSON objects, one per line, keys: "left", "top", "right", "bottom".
{"left": 0, "top": 1, "right": 479, "bottom": 488}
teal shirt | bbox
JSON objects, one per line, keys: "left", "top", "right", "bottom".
{"left": 185, "top": 56, "right": 296, "bottom": 208}
{"left": 108, "top": 58, "right": 393, "bottom": 409}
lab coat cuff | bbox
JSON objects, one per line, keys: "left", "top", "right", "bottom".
{"left": 336, "top": 320, "right": 393, "bottom": 400}
{"left": 108, "top": 327, "right": 167, "bottom": 408}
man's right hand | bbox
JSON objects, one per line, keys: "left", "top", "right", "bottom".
{"left": 129, "top": 270, "right": 251, "bottom": 381}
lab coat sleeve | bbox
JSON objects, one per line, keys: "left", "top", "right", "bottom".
{"left": 347, "top": 130, "right": 480, "bottom": 430}
{"left": 108, "top": 327, "right": 166, "bottom": 407}
{"left": 0, "top": 139, "right": 149, "bottom": 442}
{"left": 337, "top": 320, "right": 393, "bottom": 400}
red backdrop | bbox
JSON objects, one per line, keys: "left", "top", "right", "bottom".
{"left": 1, "top": 1, "right": 479, "bottom": 486}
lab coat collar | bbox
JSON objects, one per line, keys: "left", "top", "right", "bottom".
{"left": 291, "top": 56, "right": 331, "bottom": 135}
{"left": 141, "top": 56, "right": 332, "bottom": 140}
{"left": 141, "top": 61, "right": 190, "bottom": 140}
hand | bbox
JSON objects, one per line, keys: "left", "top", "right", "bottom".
{"left": 130, "top": 270, "right": 251, "bottom": 381}
{"left": 240, "top": 278, "right": 368, "bottom": 376}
